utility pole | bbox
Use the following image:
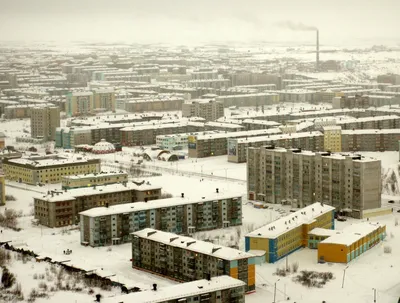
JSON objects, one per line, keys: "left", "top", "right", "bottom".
{"left": 373, "top": 288, "right": 377, "bottom": 303}
{"left": 273, "top": 279, "right": 280, "bottom": 303}
{"left": 342, "top": 266, "right": 349, "bottom": 288}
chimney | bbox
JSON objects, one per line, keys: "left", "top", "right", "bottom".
{"left": 316, "top": 30, "right": 320, "bottom": 70}
{"left": 216, "top": 188, "right": 219, "bottom": 193}
{"left": 206, "top": 273, "right": 211, "bottom": 281}
{"left": 144, "top": 197, "right": 148, "bottom": 202}
{"left": 152, "top": 283, "right": 157, "bottom": 291}
{"left": 106, "top": 202, "right": 109, "bottom": 208}
{"left": 181, "top": 193, "right": 184, "bottom": 198}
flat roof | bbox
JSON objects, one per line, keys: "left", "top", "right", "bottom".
{"left": 193, "top": 127, "right": 281, "bottom": 140}
{"left": 246, "top": 202, "right": 335, "bottom": 239}
{"left": 242, "top": 119, "right": 281, "bottom": 126}
{"left": 79, "top": 191, "right": 242, "bottom": 217}
{"left": 308, "top": 228, "right": 339, "bottom": 237}
{"left": 35, "top": 182, "right": 161, "bottom": 202}
{"left": 102, "top": 276, "right": 245, "bottom": 303}
{"left": 342, "top": 129, "right": 400, "bottom": 135}
{"left": 336, "top": 115, "right": 399, "bottom": 124}
{"left": 320, "top": 222, "right": 385, "bottom": 246}
{"left": 6, "top": 155, "right": 97, "bottom": 168}
{"left": 133, "top": 228, "right": 253, "bottom": 261}
{"left": 234, "top": 131, "right": 323, "bottom": 145}
{"left": 62, "top": 171, "right": 128, "bottom": 180}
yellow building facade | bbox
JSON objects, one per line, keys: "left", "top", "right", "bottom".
{"left": 2, "top": 156, "right": 100, "bottom": 185}
{"left": 323, "top": 126, "right": 342, "bottom": 152}
{"left": 245, "top": 203, "right": 335, "bottom": 263}
{"left": 317, "top": 222, "right": 386, "bottom": 263}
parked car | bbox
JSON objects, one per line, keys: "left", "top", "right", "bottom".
{"left": 337, "top": 217, "right": 347, "bottom": 222}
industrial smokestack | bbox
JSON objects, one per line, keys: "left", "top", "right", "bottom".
{"left": 316, "top": 30, "right": 320, "bottom": 70}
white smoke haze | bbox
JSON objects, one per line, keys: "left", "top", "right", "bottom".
{"left": 275, "top": 21, "right": 318, "bottom": 31}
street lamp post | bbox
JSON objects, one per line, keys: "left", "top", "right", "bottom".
{"left": 373, "top": 288, "right": 377, "bottom": 303}
{"left": 273, "top": 278, "right": 280, "bottom": 303}
{"left": 341, "top": 265, "right": 349, "bottom": 288}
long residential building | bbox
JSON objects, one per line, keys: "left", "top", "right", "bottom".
{"left": 61, "top": 171, "right": 128, "bottom": 189}
{"left": 34, "top": 181, "right": 162, "bottom": 228}
{"left": 228, "top": 131, "right": 324, "bottom": 163}
{"left": 247, "top": 146, "right": 381, "bottom": 218}
{"left": 182, "top": 99, "right": 224, "bottom": 122}
{"left": 102, "top": 276, "right": 246, "bottom": 303}
{"left": 79, "top": 190, "right": 242, "bottom": 246}
{"left": 215, "top": 93, "right": 279, "bottom": 108}
{"left": 341, "top": 129, "right": 400, "bottom": 152}
{"left": 188, "top": 128, "right": 282, "bottom": 158}
{"left": 245, "top": 202, "right": 335, "bottom": 263}
{"left": 121, "top": 122, "right": 205, "bottom": 146}
{"left": 335, "top": 115, "right": 400, "bottom": 130}
{"left": 132, "top": 228, "right": 255, "bottom": 292}
{"left": 2, "top": 155, "right": 101, "bottom": 185}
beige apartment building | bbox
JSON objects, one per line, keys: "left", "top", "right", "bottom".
{"left": 66, "top": 91, "right": 94, "bottom": 117}
{"left": 0, "top": 174, "right": 5, "bottom": 206}
{"left": 228, "top": 131, "right": 324, "bottom": 163}
{"left": 247, "top": 146, "right": 381, "bottom": 218}
{"left": 30, "top": 106, "right": 60, "bottom": 141}
{"left": 34, "top": 182, "right": 162, "bottom": 227}
{"left": 61, "top": 171, "right": 128, "bottom": 189}
{"left": 2, "top": 155, "right": 101, "bottom": 185}
{"left": 92, "top": 88, "right": 115, "bottom": 112}
{"left": 182, "top": 99, "right": 224, "bottom": 122}
{"left": 323, "top": 126, "right": 342, "bottom": 152}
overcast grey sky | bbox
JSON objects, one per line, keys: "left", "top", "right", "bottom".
{"left": 0, "top": 0, "right": 399, "bottom": 45}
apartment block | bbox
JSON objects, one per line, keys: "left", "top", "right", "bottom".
{"left": 242, "top": 119, "right": 281, "bottom": 131}
{"left": 66, "top": 91, "right": 94, "bottom": 117}
{"left": 336, "top": 115, "right": 400, "bottom": 130}
{"left": 2, "top": 155, "right": 100, "bottom": 185}
{"left": 215, "top": 93, "right": 279, "bottom": 108}
{"left": 121, "top": 122, "right": 205, "bottom": 146}
{"left": 30, "top": 106, "right": 60, "bottom": 141}
{"left": 0, "top": 132, "right": 5, "bottom": 149}
{"left": 187, "top": 79, "right": 231, "bottom": 89}
{"left": 102, "top": 276, "right": 246, "bottom": 303}
{"left": 316, "top": 222, "right": 386, "bottom": 263}
{"left": 3, "top": 103, "right": 55, "bottom": 119}
{"left": 156, "top": 131, "right": 223, "bottom": 151}
{"left": 125, "top": 96, "right": 184, "bottom": 113}
{"left": 182, "top": 99, "right": 224, "bottom": 122}
{"left": 61, "top": 171, "right": 128, "bottom": 189}
{"left": 341, "top": 129, "right": 400, "bottom": 152}
{"left": 323, "top": 126, "right": 342, "bottom": 152}
{"left": 34, "top": 182, "right": 162, "bottom": 228}
{"left": 247, "top": 146, "right": 381, "bottom": 218}
{"left": 188, "top": 128, "right": 282, "bottom": 158}
{"left": 79, "top": 190, "right": 242, "bottom": 246}
{"left": 245, "top": 203, "right": 335, "bottom": 263}
{"left": 0, "top": 174, "right": 5, "bottom": 206}
{"left": 132, "top": 228, "right": 255, "bottom": 292}
{"left": 92, "top": 88, "right": 116, "bottom": 112}
{"left": 332, "top": 95, "right": 370, "bottom": 109}
{"left": 228, "top": 131, "right": 324, "bottom": 163}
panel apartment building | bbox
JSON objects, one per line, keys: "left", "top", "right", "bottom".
{"left": 228, "top": 131, "right": 324, "bottom": 163}
{"left": 132, "top": 229, "right": 256, "bottom": 292}
{"left": 102, "top": 276, "right": 246, "bottom": 303}
{"left": 247, "top": 146, "right": 381, "bottom": 218}
{"left": 2, "top": 155, "right": 101, "bottom": 185}
{"left": 188, "top": 128, "right": 282, "bottom": 158}
{"left": 30, "top": 105, "right": 60, "bottom": 141}
{"left": 182, "top": 99, "right": 224, "bottom": 122}
{"left": 61, "top": 171, "right": 128, "bottom": 189}
{"left": 79, "top": 190, "right": 242, "bottom": 246}
{"left": 34, "top": 182, "right": 162, "bottom": 227}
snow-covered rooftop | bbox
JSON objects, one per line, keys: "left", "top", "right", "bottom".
{"left": 35, "top": 182, "right": 161, "bottom": 202}
{"left": 62, "top": 171, "right": 127, "bottom": 180}
{"left": 102, "top": 276, "right": 245, "bottom": 303}
{"left": 79, "top": 191, "right": 242, "bottom": 217}
{"left": 133, "top": 228, "right": 253, "bottom": 261}
{"left": 320, "top": 222, "right": 385, "bottom": 246}
{"left": 246, "top": 202, "right": 335, "bottom": 239}
{"left": 234, "top": 131, "right": 323, "bottom": 144}
{"left": 193, "top": 127, "right": 281, "bottom": 140}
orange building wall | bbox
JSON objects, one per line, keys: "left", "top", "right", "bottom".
{"left": 318, "top": 243, "right": 348, "bottom": 263}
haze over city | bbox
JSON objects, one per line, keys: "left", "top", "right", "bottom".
{"left": 1, "top": 0, "right": 399, "bottom": 45}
